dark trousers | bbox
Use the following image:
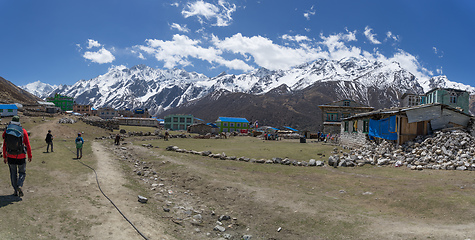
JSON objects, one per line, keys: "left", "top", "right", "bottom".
{"left": 8, "top": 159, "right": 26, "bottom": 192}
{"left": 47, "top": 141, "right": 53, "bottom": 152}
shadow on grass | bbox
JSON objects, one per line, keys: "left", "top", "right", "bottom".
{"left": 0, "top": 194, "right": 22, "bottom": 208}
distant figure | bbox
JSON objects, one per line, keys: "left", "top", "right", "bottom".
{"left": 75, "top": 133, "right": 84, "bottom": 159}
{"left": 3, "top": 116, "right": 32, "bottom": 197}
{"left": 45, "top": 130, "right": 53, "bottom": 152}
{"left": 164, "top": 130, "right": 169, "bottom": 141}
{"left": 114, "top": 134, "right": 120, "bottom": 145}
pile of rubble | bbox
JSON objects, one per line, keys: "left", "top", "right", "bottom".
{"left": 58, "top": 117, "right": 75, "bottom": 124}
{"left": 332, "top": 130, "right": 475, "bottom": 170}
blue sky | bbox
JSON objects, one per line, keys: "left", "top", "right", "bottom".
{"left": 1, "top": 0, "right": 474, "bottom": 87}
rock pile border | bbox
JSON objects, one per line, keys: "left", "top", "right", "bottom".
{"left": 164, "top": 145, "right": 326, "bottom": 167}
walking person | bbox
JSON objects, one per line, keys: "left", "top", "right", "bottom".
{"left": 75, "top": 133, "right": 84, "bottom": 159}
{"left": 2, "top": 116, "right": 32, "bottom": 197}
{"left": 114, "top": 134, "right": 120, "bottom": 145}
{"left": 45, "top": 130, "right": 53, "bottom": 152}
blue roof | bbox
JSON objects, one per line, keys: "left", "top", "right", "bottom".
{"left": 195, "top": 117, "right": 204, "bottom": 121}
{"left": 207, "top": 123, "right": 218, "bottom": 128}
{"left": 218, "top": 117, "right": 249, "bottom": 123}
{"left": 0, "top": 104, "right": 18, "bottom": 110}
{"left": 283, "top": 126, "right": 299, "bottom": 132}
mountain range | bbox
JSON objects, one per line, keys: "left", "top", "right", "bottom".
{"left": 20, "top": 57, "right": 475, "bottom": 130}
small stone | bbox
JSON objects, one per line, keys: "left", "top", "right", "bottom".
{"left": 214, "top": 225, "right": 226, "bottom": 232}
{"left": 138, "top": 195, "right": 148, "bottom": 203}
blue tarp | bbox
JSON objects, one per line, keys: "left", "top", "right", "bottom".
{"left": 283, "top": 126, "right": 299, "bottom": 132}
{"left": 368, "top": 115, "right": 398, "bottom": 141}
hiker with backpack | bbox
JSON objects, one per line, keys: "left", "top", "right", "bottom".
{"left": 75, "top": 133, "right": 84, "bottom": 159}
{"left": 2, "top": 116, "right": 32, "bottom": 197}
{"left": 45, "top": 130, "right": 53, "bottom": 152}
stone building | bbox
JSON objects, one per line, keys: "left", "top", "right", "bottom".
{"left": 98, "top": 107, "right": 117, "bottom": 119}
{"left": 73, "top": 104, "right": 92, "bottom": 116}
{"left": 318, "top": 99, "right": 374, "bottom": 134}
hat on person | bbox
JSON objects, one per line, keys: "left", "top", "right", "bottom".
{"left": 48, "top": 130, "right": 51, "bottom": 133}
{"left": 12, "top": 116, "right": 20, "bottom": 122}
{"left": 78, "top": 133, "right": 81, "bottom": 136}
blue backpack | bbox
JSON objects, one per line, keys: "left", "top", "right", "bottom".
{"left": 5, "top": 124, "right": 26, "bottom": 155}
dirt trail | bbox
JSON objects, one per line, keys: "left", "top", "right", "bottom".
{"left": 87, "top": 141, "right": 173, "bottom": 240}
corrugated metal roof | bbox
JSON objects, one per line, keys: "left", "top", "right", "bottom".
{"left": 217, "top": 117, "right": 249, "bottom": 123}
{"left": 0, "top": 104, "right": 18, "bottom": 109}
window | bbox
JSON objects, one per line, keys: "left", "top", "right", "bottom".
{"left": 180, "top": 117, "right": 185, "bottom": 122}
{"left": 8, "top": 109, "right": 13, "bottom": 113}
{"left": 173, "top": 117, "right": 178, "bottom": 122}
{"left": 352, "top": 121, "right": 358, "bottom": 132}
{"left": 236, "top": 123, "right": 241, "bottom": 127}
{"left": 363, "top": 120, "right": 369, "bottom": 133}
{"left": 326, "top": 113, "right": 338, "bottom": 121}
{"left": 230, "top": 128, "right": 235, "bottom": 132}
{"left": 450, "top": 92, "right": 457, "bottom": 104}
{"left": 223, "top": 122, "right": 228, "bottom": 127}
{"left": 186, "top": 118, "right": 192, "bottom": 123}
{"left": 230, "top": 123, "right": 235, "bottom": 127}
{"left": 223, "top": 128, "right": 228, "bottom": 132}
{"left": 343, "top": 100, "right": 350, "bottom": 106}
{"left": 243, "top": 123, "right": 247, "bottom": 127}
{"left": 344, "top": 121, "right": 349, "bottom": 132}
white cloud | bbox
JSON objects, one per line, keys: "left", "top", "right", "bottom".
{"left": 433, "top": 46, "right": 444, "bottom": 58}
{"left": 170, "top": 23, "right": 190, "bottom": 32}
{"left": 87, "top": 39, "right": 101, "bottom": 49}
{"left": 133, "top": 26, "right": 433, "bottom": 83}
{"left": 181, "top": 0, "right": 236, "bottom": 27}
{"left": 212, "top": 33, "right": 327, "bottom": 70}
{"left": 138, "top": 34, "right": 253, "bottom": 71}
{"left": 436, "top": 66, "right": 443, "bottom": 75}
{"left": 364, "top": 26, "right": 381, "bottom": 44}
{"left": 282, "top": 34, "right": 310, "bottom": 42}
{"left": 83, "top": 48, "right": 115, "bottom": 64}
{"left": 385, "top": 31, "right": 399, "bottom": 42}
{"left": 303, "top": 5, "right": 316, "bottom": 20}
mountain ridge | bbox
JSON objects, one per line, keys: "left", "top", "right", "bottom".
{"left": 18, "top": 57, "right": 475, "bottom": 130}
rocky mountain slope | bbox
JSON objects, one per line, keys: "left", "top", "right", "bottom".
{"left": 0, "top": 76, "right": 42, "bottom": 105}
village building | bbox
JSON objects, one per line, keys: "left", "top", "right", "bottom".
{"left": 340, "top": 103, "right": 472, "bottom": 148}
{"left": 116, "top": 117, "right": 159, "bottom": 127}
{"left": 37, "top": 101, "right": 59, "bottom": 113}
{"left": 0, "top": 104, "right": 18, "bottom": 117}
{"left": 73, "top": 104, "right": 92, "bottom": 116}
{"left": 425, "top": 88, "right": 470, "bottom": 113}
{"left": 400, "top": 88, "right": 469, "bottom": 113}
{"left": 400, "top": 93, "right": 424, "bottom": 108}
{"left": 164, "top": 114, "right": 194, "bottom": 131}
{"left": 118, "top": 108, "right": 150, "bottom": 118}
{"left": 98, "top": 107, "right": 117, "bottom": 119}
{"left": 188, "top": 123, "right": 219, "bottom": 135}
{"left": 318, "top": 99, "right": 374, "bottom": 134}
{"left": 215, "top": 117, "right": 250, "bottom": 133}
{"left": 46, "top": 93, "right": 74, "bottom": 111}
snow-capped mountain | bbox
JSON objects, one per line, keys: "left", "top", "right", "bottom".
{"left": 21, "top": 80, "right": 59, "bottom": 99}
{"left": 24, "top": 57, "right": 474, "bottom": 122}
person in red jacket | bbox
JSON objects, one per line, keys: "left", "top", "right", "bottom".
{"left": 2, "top": 116, "right": 32, "bottom": 197}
